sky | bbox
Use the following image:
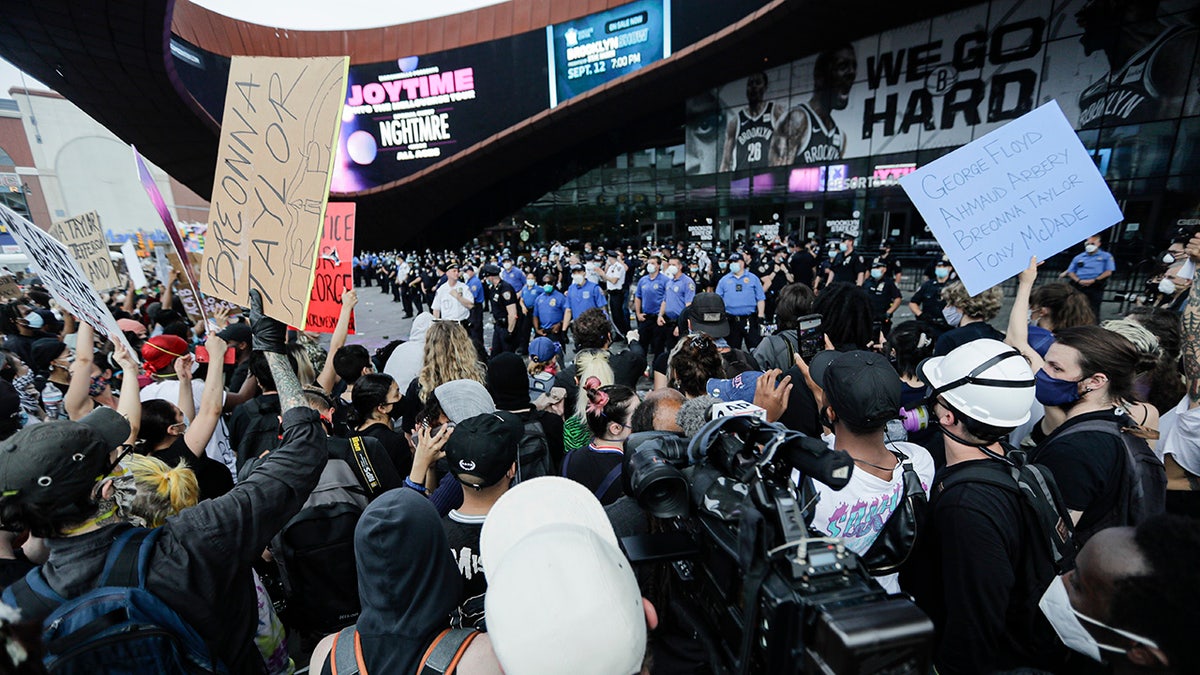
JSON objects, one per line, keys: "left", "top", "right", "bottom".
{"left": 0, "top": 58, "right": 48, "bottom": 100}
{"left": 191, "top": 0, "right": 510, "bottom": 31}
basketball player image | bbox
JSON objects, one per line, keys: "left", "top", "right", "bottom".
{"left": 770, "top": 44, "right": 857, "bottom": 167}
{"left": 720, "top": 71, "right": 783, "bottom": 172}
{"left": 1076, "top": 0, "right": 1200, "bottom": 129}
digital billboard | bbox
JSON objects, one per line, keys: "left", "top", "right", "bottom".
{"left": 547, "top": 0, "right": 671, "bottom": 107}
{"left": 331, "top": 32, "right": 548, "bottom": 193}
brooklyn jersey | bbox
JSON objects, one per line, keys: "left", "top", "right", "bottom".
{"left": 1078, "top": 24, "right": 1196, "bottom": 129}
{"left": 734, "top": 101, "right": 775, "bottom": 170}
{"left": 795, "top": 103, "right": 844, "bottom": 164}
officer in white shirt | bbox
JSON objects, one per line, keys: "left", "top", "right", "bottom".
{"left": 605, "top": 250, "right": 630, "bottom": 335}
{"left": 432, "top": 262, "right": 474, "bottom": 324}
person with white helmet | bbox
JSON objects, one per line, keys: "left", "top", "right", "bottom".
{"left": 902, "top": 338, "right": 1078, "bottom": 675}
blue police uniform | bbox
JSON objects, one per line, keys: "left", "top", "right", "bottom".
{"left": 1067, "top": 250, "right": 1116, "bottom": 281}
{"left": 534, "top": 290, "right": 568, "bottom": 346}
{"left": 501, "top": 267, "right": 526, "bottom": 292}
{"left": 661, "top": 274, "right": 697, "bottom": 320}
{"left": 635, "top": 272, "right": 668, "bottom": 354}
{"left": 466, "top": 275, "right": 486, "bottom": 304}
{"left": 520, "top": 284, "right": 540, "bottom": 310}
{"left": 565, "top": 280, "right": 607, "bottom": 317}
{"left": 716, "top": 270, "right": 765, "bottom": 349}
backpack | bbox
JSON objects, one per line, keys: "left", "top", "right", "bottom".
{"left": 271, "top": 451, "right": 369, "bottom": 635}
{"left": 515, "top": 412, "right": 552, "bottom": 484}
{"left": 234, "top": 396, "right": 282, "bottom": 469}
{"left": 324, "top": 625, "right": 480, "bottom": 675}
{"left": 933, "top": 450, "right": 1076, "bottom": 575}
{"left": 2, "top": 527, "right": 228, "bottom": 674}
{"left": 1050, "top": 414, "right": 1166, "bottom": 542}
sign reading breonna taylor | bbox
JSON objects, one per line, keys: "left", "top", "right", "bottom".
{"left": 899, "top": 101, "right": 1122, "bottom": 296}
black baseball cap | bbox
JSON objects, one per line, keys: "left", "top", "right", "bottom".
{"left": 727, "top": 252, "right": 742, "bottom": 262}
{"left": 216, "top": 321, "right": 251, "bottom": 344}
{"left": 0, "top": 406, "right": 131, "bottom": 511}
{"left": 444, "top": 411, "right": 522, "bottom": 489}
{"left": 687, "top": 292, "right": 729, "bottom": 339}
{"left": 840, "top": 232, "right": 856, "bottom": 240}
{"left": 481, "top": 264, "right": 502, "bottom": 277}
{"left": 871, "top": 258, "right": 888, "bottom": 269}
{"left": 808, "top": 350, "right": 901, "bottom": 429}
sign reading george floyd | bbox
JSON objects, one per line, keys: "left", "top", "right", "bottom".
{"left": 49, "top": 211, "right": 120, "bottom": 291}
{"left": 0, "top": 205, "right": 136, "bottom": 358}
{"left": 203, "top": 55, "right": 349, "bottom": 328}
{"left": 899, "top": 101, "right": 1122, "bottom": 296}
{"left": 303, "top": 202, "right": 355, "bottom": 333}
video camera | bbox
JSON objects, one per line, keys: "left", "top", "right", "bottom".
{"left": 620, "top": 413, "right": 933, "bottom": 674}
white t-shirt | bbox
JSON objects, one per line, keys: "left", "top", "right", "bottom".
{"left": 605, "top": 262, "right": 627, "bottom": 291}
{"left": 140, "top": 378, "right": 234, "bottom": 479}
{"left": 808, "top": 440, "right": 935, "bottom": 593}
{"left": 433, "top": 282, "right": 472, "bottom": 321}
{"left": 1160, "top": 394, "right": 1200, "bottom": 474}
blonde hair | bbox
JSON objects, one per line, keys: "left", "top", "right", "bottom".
{"left": 417, "top": 320, "right": 485, "bottom": 401}
{"left": 288, "top": 342, "right": 317, "bottom": 386}
{"left": 528, "top": 358, "right": 550, "bottom": 376}
{"left": 941, "top": 281, "right": 1003, "bottom": 320}
{"left": 574, "top": 349, "right": 614, "bottom": 417}
{"left": 1101, "top": 319, "right": 1162, "bottom": 374}
{"left": 123, "top": 453, "right": 199, "bottom": 528}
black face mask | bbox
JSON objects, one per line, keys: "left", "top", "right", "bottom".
{"left": 387, "top": 401, "right": 403, "bottom": 421}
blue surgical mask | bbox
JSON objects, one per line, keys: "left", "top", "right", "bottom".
{"left": 1034, "top": 369, "right": 1084, "bottom": 407}
{"left": 942, "top": 306, "right": 963, "bottom": 327}
{"left": 870, "top": 268, "right": 884, "bottom": 280}
{"left": 935, "top": 267, "right": 950, "bottom": 280}
{"left": 838, "top": 243, "right": 848, "bottom": 252}
{"left": 730, "top": 262, "right": 742, "bottom": 274}
{"left": 543, "top": 284, "right": 554, "bottom": 294}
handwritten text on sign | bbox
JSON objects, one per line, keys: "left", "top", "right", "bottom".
{"left": 0, "top": 205, "right": 136, "bottom": 359}
{"left": 899, "top": 101, "right": 1122, "bottom": 296}
{"left": 49, "top": 211, "right": 120, "bottom": 291}
{"left": 304, "top": 202, "right": 355, "bottom": 333}
{"left": 202, "top": 56, "right": 349, "bottom": 327}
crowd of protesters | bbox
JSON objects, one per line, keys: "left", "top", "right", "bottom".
{"left": 0, "top": 227, "right": 1195, "bottom": 675}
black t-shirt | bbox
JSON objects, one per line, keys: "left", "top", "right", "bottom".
{"left": 862, "top": 277, "right": 902, "bottom": 319}
{"left": 488, "top": 281, "right": 518, "bottom": 322}
{"left": 789, "top": 250, "right": 817, "bottom": 286}
{"left": 1030, "top": 409, "right": 1126, "bottom": 543}
{"left": 442, "top": 510, "right": 487, "bottom": 630}
{"left": 933, "top": 321, "right": 1005, "bottom": 357}
{"left": 151, "top": 436, "right": 234, "bottom": 501}
{"left": 353, "top": 422, "right": 413, "bottom": 479}
{"left": 910, "top": 280, "right": 949, "bottom": 325}
{"left": 327, "top": 435, "right": 404, "bottom": 496}
{"left": 831, "top": 252, "right": 866, "bottom": 284}
{"left": 562, "top": 445, "right": 624, "bottom": 505}
{"left": 902, "top": 459, "right": 1069, "bottom": 674}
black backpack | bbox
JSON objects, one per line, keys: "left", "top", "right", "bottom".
{"left": 233, "top": 396, "right": 282, "bottom": 470}
{"left": 515, "top": 412, "right": 552, "bottom": 484}
{"left": 934, "top": 450, "right": 1077, "bottom": 575}
{"left": 1050, "top": 414, "right": 1167, "bottom": 542}
{"left": 271, "top": 447, "right": 370, "bottom": 635}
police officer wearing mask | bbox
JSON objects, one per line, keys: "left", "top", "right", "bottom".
{"left": 864, "top": 258, "right": 902, "bottom": 336}
{"left": 483, "top": 264, "right": 518, "bottom": 356}
{"left": 716, "top": 252, "right": 766, "bottom": 350}
{"left": 910, "top": 258, "right": 954, "bottom": 329}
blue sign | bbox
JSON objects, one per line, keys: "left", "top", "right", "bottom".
{"left": 547, "top": 0, "right": 670, "bottom": 108}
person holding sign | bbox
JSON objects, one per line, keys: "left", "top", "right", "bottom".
{"left": 1062, "top": 235, "right": 1115, "bottom": 321}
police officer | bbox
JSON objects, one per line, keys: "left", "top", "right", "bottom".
{"left": 657, "top": 256, "right": 696, "bottom": 338}
{"left": 517, "top": 271, "right": 540, "bottom": 354}
{"left": 462, "top": 264, "right": 487, "bottom": 359}
{"left": 864, "top": 258, "right": 902, "bottom": 338}
{"left": 482, "top": 264, "right": 518, "bottom": 356}
{"left": 500, "top": 254, "right": 526, "bottom": 293}
{"left": 563, "top": 263, "right": 607, "bottom": 337}
{"left": 635, "top": 254, "right": 668, "bottom": 357}
{"left": 533, "top": 274, "right": 568, "bottom": 348}
{"left": 716, "top": 252, "right": 766, "bottom": 350}
{"left": 909, "top": 258, "right": 954, "bottom": 330}
{"left": 830, "top": 233, "right": 867, "bottom": 285}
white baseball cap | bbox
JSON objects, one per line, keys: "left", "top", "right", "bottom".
{"left": 481, "top": 477, "right": 646, "bottom": 675}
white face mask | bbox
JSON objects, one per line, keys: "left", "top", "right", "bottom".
{"left": 503, "top": 262, "right": 513, "bottom": 269}
{"left": 1158, "top": 278, "right": 1177, "bottom": 295}
{"left": 942, "top": 306, "right": 963, "bottom": 327}
{"left": 573, "top": 274, "right": 585, "bottom": 286}
{"left": 666, "top": 265, "right": 680, "bottom": 277}
{"left": 1039, "top": 575, "right": 1160, "bottom": 663}
{"left": 647, "top": 263, "right": 658, "bottom": 274}
{"left": 1085, "top": 244, "right": 1098, "bottom": 254}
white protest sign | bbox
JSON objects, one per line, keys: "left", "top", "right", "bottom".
{"left": 154, "top": 248, "right": 170, "bottom": 284}
{"left": 121, "top": 239, "right": 148, "bottom": 289}
{"left": 0, "top": 205, "right": 137, "bottom": 359}
{"left": 899, "top": 101, "right": 1123, "bottom": 296}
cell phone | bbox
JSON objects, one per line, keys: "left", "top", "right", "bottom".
{"left": 195, "top": 345, "right": 236, "bottom": 365}
{"left": 796, "top": 314, "right": 824, "bottom": 363}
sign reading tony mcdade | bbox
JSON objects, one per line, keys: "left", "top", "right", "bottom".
{"left": 899, "top": 101, "right": 1122, "bottom": 296}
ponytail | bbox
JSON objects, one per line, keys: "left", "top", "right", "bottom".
{"left": 123, "top": 453, "right": 199, "bottom": 528}
{"left": 583, "top": 379, "right": 637, "bottom": 438}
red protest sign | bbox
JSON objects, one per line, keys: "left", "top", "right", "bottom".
{"left": 303, "top": 202, "right": 355, "bottom": 333}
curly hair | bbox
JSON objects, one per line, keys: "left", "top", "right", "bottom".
{"left": 123, "top": 453, "right": 199, "bottom": 528}
{"left": 812, "top": 282, "right": 873, "bottom": 349}
{"left": 669, "top": 334, "right": 724, "bottom": 397}
{"left": 417, "top": 320, "right": 485, "bottom": 402}
{"left": 940, "top": 281, "right": 1003, "bottom": 321}
{"left": 1031, "top": 281, "right": 1095, "bottom": 329}
{"left": 571, "top": 308, "right": 612, "bottom": 350}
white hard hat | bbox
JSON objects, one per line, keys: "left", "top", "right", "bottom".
{"left": 919, "top": 339, "right": 1034, "bottom": 428}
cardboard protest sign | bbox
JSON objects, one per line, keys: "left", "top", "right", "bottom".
{"left": 167, "top": 252, "right": 241, "bottom": 326}
{"left": 121, "top": 239, "right": 148, "bottom": 289}
{"left": 0, "top": 205, "right": 136, "bottom": 358}
{"left": 303, "top": 202, "right": 355, "bottom": 333}
{"left": 48, "top": 211, "right": 120, "bottom": 291}
{"left": 202, "top": 56, "right": 350, "bottom": 328}
{"left": 899, "top": 101, "right": 1123, "bottom": 296}
{"left": 0, "top": 276, "right": 20, "bottom": 300}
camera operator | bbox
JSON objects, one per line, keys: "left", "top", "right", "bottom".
{"left": 806, "top": 350, "right": 935, "bottom": 592}
{"left": 903, "top": 338, "right": 1076, "bottom": 674}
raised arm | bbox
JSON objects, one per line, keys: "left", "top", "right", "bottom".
{"left": 1005, "top": 256, "right": 1045, "bottom": 372}
{"left": 1184, "top": 234, "right": 1200, "bottom": 409}
{"left": 317, "top": 288, "right": 357, "bottom": 393}
{"left": 64, "top": 320, "right": 95, "bottom": 420}
{"left": 183, "top": 333, "right": 227, "bottom": 457}
{"left": 160, "top": 269, "right": 176, "bottom": 318}
{"left": 110, "top": 338, "right": 141, "bottom": 444}
{"left": 250, "top": 289, "right": 304, "bottom": 412}
{"left": 174, "top": 351, "right": 197, "bottom": 426}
